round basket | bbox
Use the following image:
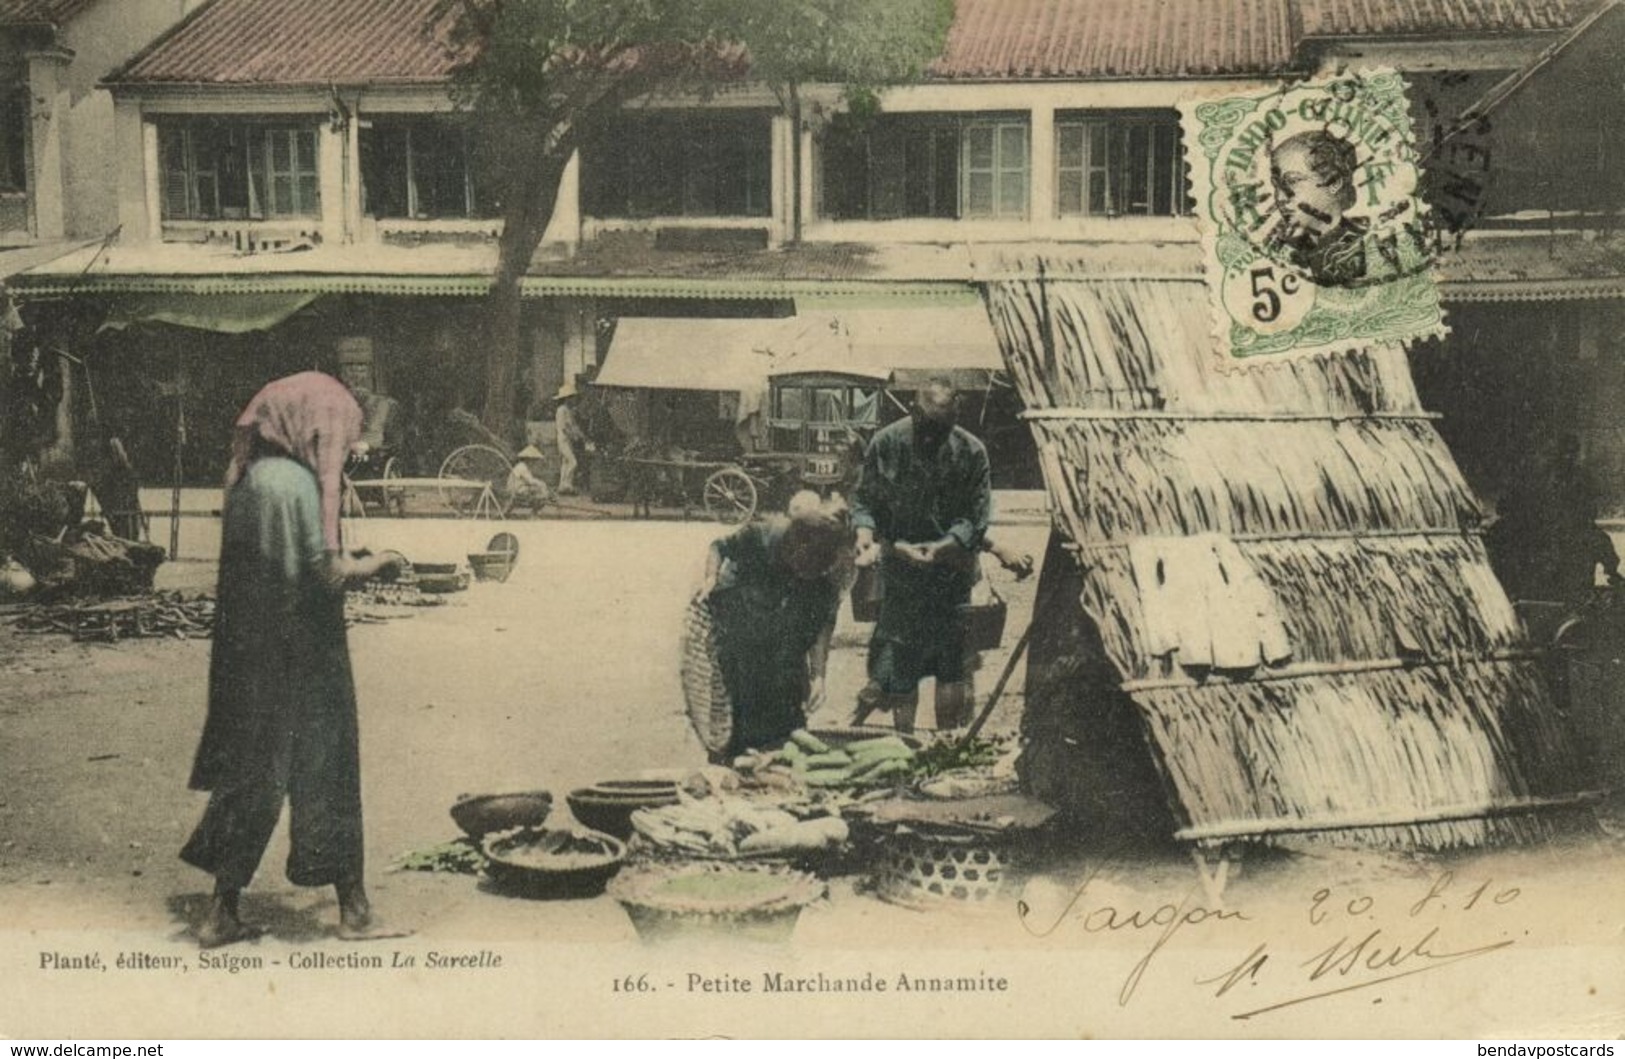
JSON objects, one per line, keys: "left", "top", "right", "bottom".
{"left": 610, "top": 862, "right": 826, "bottom": 944}
{"left": 872, "top": 826, "right": 1014, "bottom": 911}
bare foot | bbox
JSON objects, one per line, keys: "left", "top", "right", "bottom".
{"left": 197, "top": 896, "right": 264, "bottom": 949}
{"left": 336, "top": 922, "right": 414, "bottom": 942}
{"left": 335, "top": 878, "right": 372, "bottom": 932}
{"left": 333, "top": 879, "right": 412, "bottom": 941}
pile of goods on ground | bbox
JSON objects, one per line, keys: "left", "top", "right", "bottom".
{"left": 630, "top": 797, "right": 849, "bottom": 860}
{"left": 4, "top": 592, "right": 214, "bottom": 641}
{"left": 730, "top": 729, "right": 919, "bottom": 789}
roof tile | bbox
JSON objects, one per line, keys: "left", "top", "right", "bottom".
{"left": 111, "top": 0, "right": 462, "bottom": 85}
{"left": 929, "top": 0, "right": 1297, "bottom": 79}
{"left": 105, "top": 0, "right": 1603, "bottom": 88}
{"left": 1298, "top": 0, "right": 1596, "bottom": 36}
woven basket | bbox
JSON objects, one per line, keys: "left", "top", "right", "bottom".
{"left": 873, "top": 827, "right": 1013, "bottom": 911}
{"left": 958, "top": 584, "right": 1007, "bottom": 652}
{"left": 849, "top": 564, "right": 881, "bottom": 623}
{"left": 610, "top": 862, "right": 826, "bottom": 944}
{"left": 679, "top": 594, "right": 733, "bottom": 754}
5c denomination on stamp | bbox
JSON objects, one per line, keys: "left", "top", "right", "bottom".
{"left": 1181, "top": 70, "right": 1449, "bottom": 366}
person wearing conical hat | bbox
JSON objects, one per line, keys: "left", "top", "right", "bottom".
{"left": 554, "top": 381, "right": 588, "bottom": 496}
{"left": 505, "top": 443, "right": 551, "bottom": 517}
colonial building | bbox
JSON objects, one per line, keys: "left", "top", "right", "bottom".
{"left": 4, "top": 0, "right": 1620, "bottom": 504}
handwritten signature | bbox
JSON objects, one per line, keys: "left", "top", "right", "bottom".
{"left": 1019, "top": 867, "right": 1522, "bottom": 1018}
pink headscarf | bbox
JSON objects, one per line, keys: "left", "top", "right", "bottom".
{"left": 225, "top": 371, "right": 362, "bottom": 551}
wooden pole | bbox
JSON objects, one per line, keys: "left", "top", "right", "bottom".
{"left": 169, "top": 355, "right": 184, "bottom": 561}
{"left": 962, "top": 620, "right": 1034, "bottom": 743}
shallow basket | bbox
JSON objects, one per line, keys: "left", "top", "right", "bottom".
{"left": 872, "top": 826, "right": 1013, "bottom": 911}
{"left": 610, "top": 862, "right": 826, "bottom": 944}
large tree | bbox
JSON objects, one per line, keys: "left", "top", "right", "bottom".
{"left": 429, "top": 0, "right": 954, "bottom": 439}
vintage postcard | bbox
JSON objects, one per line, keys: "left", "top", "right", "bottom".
{"left": 1, "top": 0, "right": 1623, "bottom": 1043}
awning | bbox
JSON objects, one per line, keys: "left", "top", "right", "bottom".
{"left": 1437, "top": 229, "right": 1625, "bottom": 302}
{"left": 596, "top": 316, "right": 788, "bottom": 391}
{"left": 98, "top": 292, "right": 323, "bottom": 333}
{"left": 596, "top": 305, "right": 1004, "bottom": 393}
{"left": 768, "top": 305, "right": 1004, "bottom": 389}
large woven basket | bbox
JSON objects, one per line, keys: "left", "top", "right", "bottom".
{"left": 679, "top": 594, "right": 733, "bottom": 755}
{"left": 610, "top": 862, "right": 826, "bottom": 944}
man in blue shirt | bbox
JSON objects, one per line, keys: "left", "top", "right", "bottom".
{"left": 851, "top": 379, "right": 992, "bottom": 732}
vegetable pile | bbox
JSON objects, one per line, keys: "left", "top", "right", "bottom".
{"left": 390, "top": 840, "right": 485, "bottom": 875}
{"left": 733, "top": 729, "right": 917, "bottom": 789}
{"left": 909, "top": 735, "right": 1004, "bottom": 778}
{"left": 631, "top": 797, "right": 849, "bottom": 859}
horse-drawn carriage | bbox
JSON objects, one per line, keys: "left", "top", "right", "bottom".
{"left": 610, "top": 369, "right": 883, "bottom": 523}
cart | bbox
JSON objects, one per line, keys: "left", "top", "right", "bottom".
{"left": 616, "top": 447, "right": 802, "bottom": 524}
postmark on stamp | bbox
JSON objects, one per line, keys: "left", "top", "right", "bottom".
{"left": 1181, "top": 70, "right": 1449, "bottom": 367}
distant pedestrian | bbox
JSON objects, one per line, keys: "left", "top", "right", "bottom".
{"left": 555, "top": 382, "right": 588, "bottom": 496}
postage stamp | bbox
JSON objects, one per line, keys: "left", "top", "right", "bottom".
{"left": 1181, "top": 70, "right": 1449, "bottom": 366}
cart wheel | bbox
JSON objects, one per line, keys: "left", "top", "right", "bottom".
{"left": 381, "top": 455, "right": 405, "bottom": 516}
{"left": 439, "top": 444, "right": 511, "bottom": 518}
{"left": 703, "top": 467, "right": 757, "bottom": 524}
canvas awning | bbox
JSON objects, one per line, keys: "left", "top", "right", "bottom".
{"left": 595, "top": 305, "right": 1004, "bottom": 393}
{"left": 98, "top": 292, "right": 322, "bottom": 333}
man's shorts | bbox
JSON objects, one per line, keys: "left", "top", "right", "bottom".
{"left": 867, "top": 632, "right": 971, "bottom": 694}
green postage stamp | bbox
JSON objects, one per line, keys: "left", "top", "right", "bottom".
{"left": 1181, "top": 70, "right": 1448, "bottom": 366}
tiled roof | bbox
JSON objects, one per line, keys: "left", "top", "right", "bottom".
{"left": 1298, "top": 0, "right": 1598, "bottom": 36}
{"left": 109, "top": 0, "right": 463, "bottom": 86}
{"left": 930, "top": 0, "right": 1296, "bottom": 78}
{"left": 105, "top": 0, "right": 1603, "bottom": 88}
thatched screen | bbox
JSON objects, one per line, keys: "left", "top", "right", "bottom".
{"left": 987, "top": 265, "right": 1581, "bottom": 849}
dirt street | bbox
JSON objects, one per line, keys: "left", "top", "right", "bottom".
{"left": 1, "top": 514, "right": 1623, "bottom": 1038}
{"left": 0, "top": 516, "right": 1047, "bottom": 930}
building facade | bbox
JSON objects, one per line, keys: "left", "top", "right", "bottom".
{"left": 3, "top": 0, "right": 1620, "bottom": 500}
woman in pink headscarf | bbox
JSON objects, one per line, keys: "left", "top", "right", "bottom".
{"left": 181, "top": 372, "right": 400, "bottom": 947}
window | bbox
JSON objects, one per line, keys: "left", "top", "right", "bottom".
{"left": 820, "top": 113, "right": 1030, "bottom": 221}
{"left": 159, "top": 120, "right": 320, "bottom": 220}
{"left": 583, "top": 112, "right": 772, "bottom": 218}
{"left": 1056, "top": 111, "right": 1188, "bottom": 218}
{"left": 361, "top": 119, "right": 494, "bottom": 220}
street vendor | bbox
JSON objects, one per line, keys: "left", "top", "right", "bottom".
{"left": 180, "top": 372, "right": 403, "bottom": 948}
{"left": 851, "top": 379, "right": 992, "bottom": 733}
{"left": 505, "top": 444, "right": 552, "bottom": 516}
{"left": 698, "top": 490, "right": 851, "bottom": 761}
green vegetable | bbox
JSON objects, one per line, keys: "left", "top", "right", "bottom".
{"left": 910, "top": 735, "right": 1005, "bottom": 778}
{"left": 853, "top": 759, "right": 911, "bottom": 785}
{"left": 802, "top": 750, "right": 853, "bottom": 770}
{"left": 389, "top": 840, "right": 485, "bottom": 875}
{"left": 846, "top": 736, "right": 912, "bottom": 755}
{"left": 790, "top": 729, "right": 832, "bottom": 755}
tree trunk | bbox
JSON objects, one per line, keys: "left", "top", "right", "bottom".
{"left": 480, "top": 124, "right": 578, "bottom": 445}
